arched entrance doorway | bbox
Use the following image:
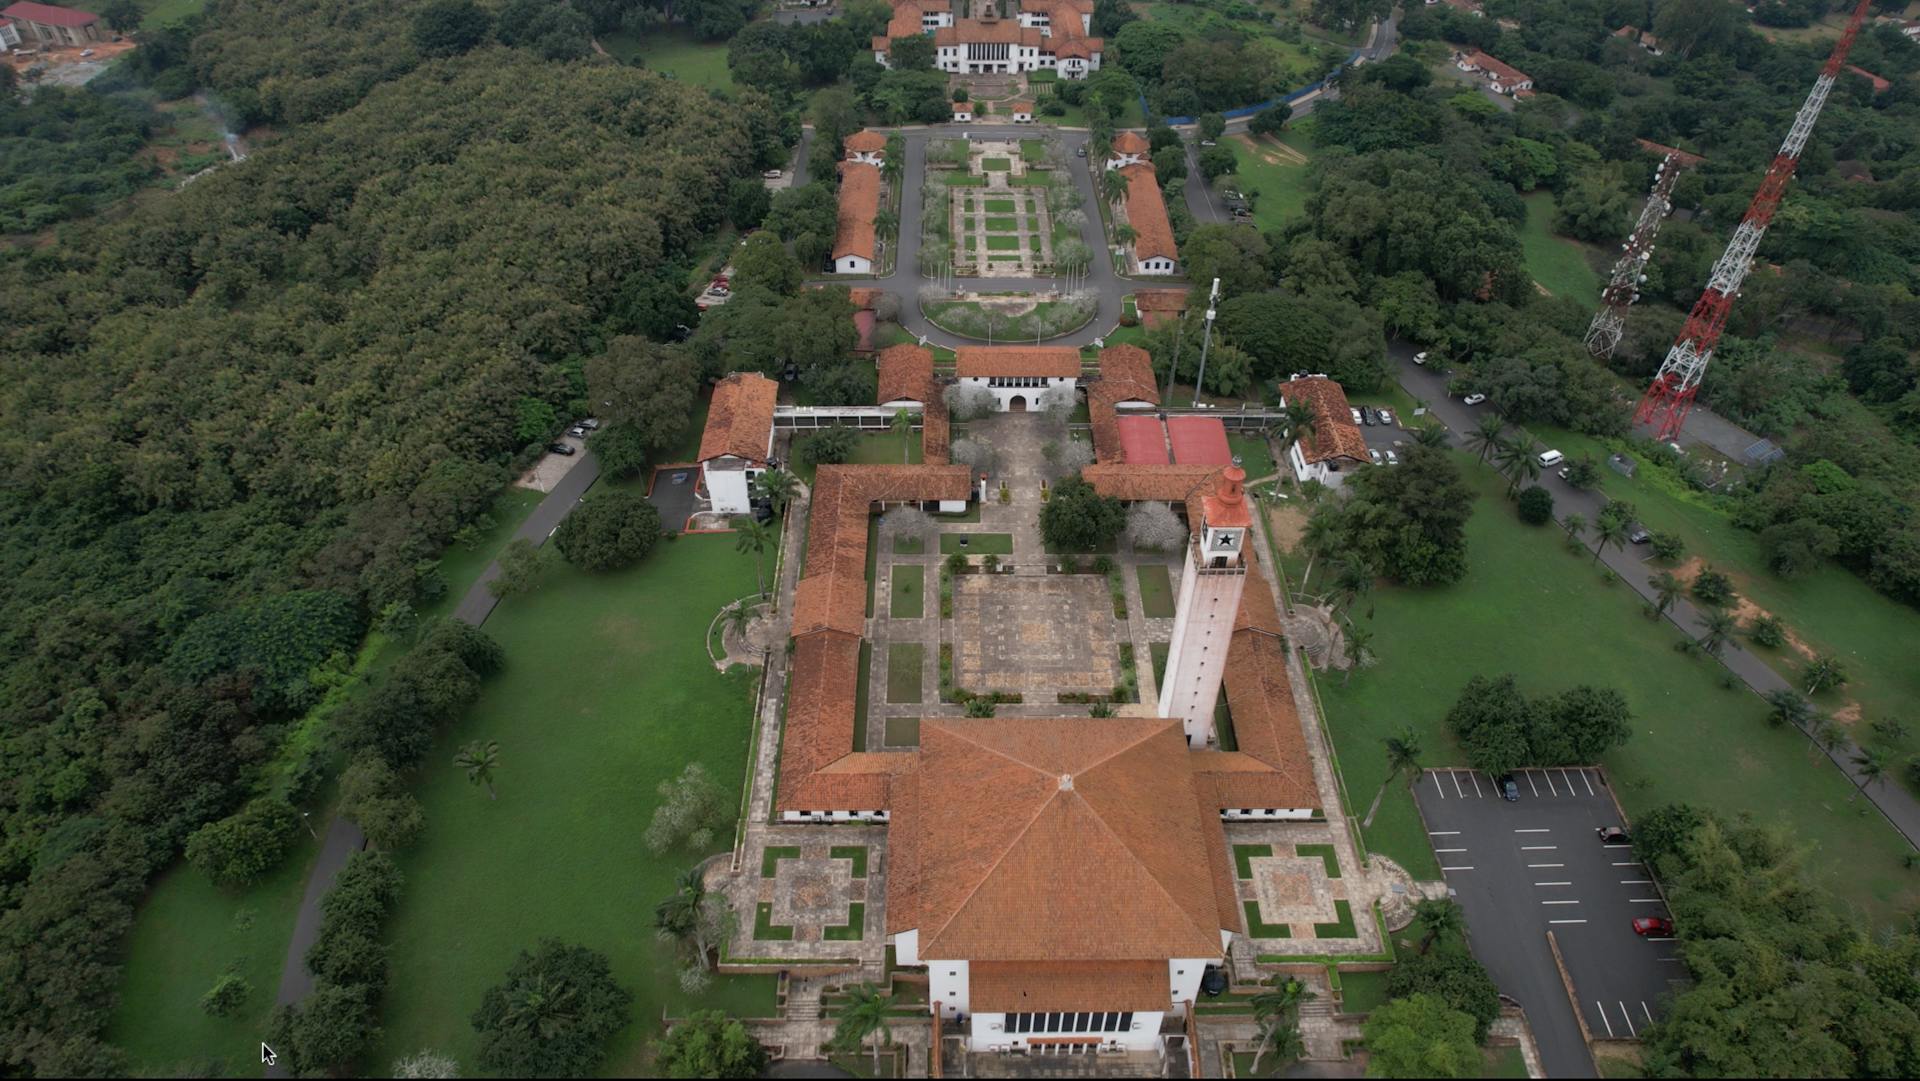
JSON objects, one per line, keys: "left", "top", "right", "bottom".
{"left": 1008, "top": 395, "right": 1027, "bottom": 412}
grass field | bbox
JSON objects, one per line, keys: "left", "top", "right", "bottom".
{"left": 139, "top": 0, "right": 206, "bottom": 28}
{"left": 980, "top": 157, "right": 1012, "bottom": 172}
{"left": 891, "top": 564, "right": 924, "bottom": 618}
{"left": 419, "top": 487, "right": 547, "bottom": 621}
{"left": 791, "top": 430, "right": 922, "bottom": 483}
{"left": 888, "top": 643, "right": 925, "bottom": 704}
{"left": 1315, "top": 454, "right": 1917, "bottom": 924}
{"left": 1137, "top": 564, "right": 1176, "bottom": 618}
{"left": 1229, "top": 433, "right": 1277, "bottom": 481}
{"left": 1519, "top": 191, "right": 1602, "bottom": 306}
{"left": 941, "top": 532, "right": 1013, "bottom": 555}
{"left": 1225, "top": 130, "right": 1315, "bottom": 231}
{"left": 600, "top": 27, "right": 735, "bottom": 92}
{"left": 1338, "top": 969, "right": 1391, "bottom": 1014}
{"left": 368, "top": 534, "right": 776, "bottom": 1074}
{"left": 1531, "top": 425, "right": 1920, "bottom": 785}
{"left": 984, "top": 235, "right": 1020, "bottom": 251}
{"left": 885, "top": 716, "right": 920, "bottom": 747}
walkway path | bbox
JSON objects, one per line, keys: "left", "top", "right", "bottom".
{"left": 269, "top": 452, "right": 606, "bottom": 1073}
{"left": 1392, "top": 345, "right": 1920, "bottom": 851}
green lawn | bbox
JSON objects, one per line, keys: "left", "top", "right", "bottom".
{"left": 419, "top": 487, "right": 546, "bottom": 622}
{"left": 1531, "top": 424, "right": 1920, "bottom": 782}
{"left": 887, "top": 643, "right": 924, "bottom": 704}
{"left": 1137, "top": 564, "right": 1176, "bottom": 618}
{"left": 791, "top": 430, "right": 921, "bottom": 484}
{"left": 984, "top": 216, "right": 1018, "bottom": 232}
{"left": 983, "top": 198, "right": 1017, "bottom": 213}
{"left": 754, "top": 902, "right": 795, "bottom": 941}
{"left": 1229, "top": 433, "right": 1278, "bottom": 482}
{"left": 1233, "top": 842, "right": 1273, "bottom": 879}
{"left": 1243, "top": 900, "right": 1292, "bottom": 939}
{"left": 855, "top": 641, "right": 872, "bottom": 751}
{"left": 823, "top": 902, "right": 867, "bottom": 941}
{"left": 369, "top": 534, "right": 776, "bottom": 1074}
{"left": 1151, "top": 641, "right": 1170, "bottom": 686}
{"left": 884, "top": 716, "right": 921, "bottom": 747}
{"left": 106, "top": 836, "right": 320, "bottom": 1075}
{"left": 980, "top": 157, "right": 1012, "bottom": 172}
{"left": 1225, "top": 131, "right": 1315, "bottom": 231}
{"left": 1313, "top": 899, "right": 1357, "bottom": 938}
{"left": 139, "top": 0, "right": 206, "bottom": 28}
{"left": 1519, "top": 191, "right": 1602, "bottom": 306}
{"left": 600, "top": 26, "right": 734, "bottom": 92}
{"left": 984, "top": 235, "right": 1020, "bottom": 251}
{"left": 890, "top": 564, "right": 924, "bottom": 619}
{"left": 1297, "top": 843, "right": 1340, "bottom": 879}
{"left": 940, "top": 532, "right": 1013, "bottom": 555}
{"left": 1020, "top": 139, "right": 1047, "bottom": 162}
{"left": 761, "top": 845, "right": 801, "bottom": 878}
{"left": 1319, "top": 454, "right": 1918, "bottom": 924}
{"left": 1338, "top": 969, "right": 1391, "bottom": 1015}
{"left": 830, "top": 845, "right": 869, "bottom": 879}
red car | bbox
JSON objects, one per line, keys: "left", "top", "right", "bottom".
{"left": 1632, "top": 917, "right": 1674, "bottom": 938}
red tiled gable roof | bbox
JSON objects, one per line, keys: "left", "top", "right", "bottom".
{"left": 971, "top": 961, "right": 1170, "bottom": 1014}
{"left": 877, "top": 344, "right": 935, "bottom": 405}
{"left": 697, "top": 373, "right": 777, "bottom": 464}
{"left": 1278, "top": 377, "right": 1368, "bottom": 465}
{"left": 1097, "top": 344, "right": 1157, "bottom": 399}
{"left": 953, "top": 100, "right": 973, "bottom": 116}
{"left": 2, "top": 2, "right": 97, "bottom": 27}
{"left": 1112, "top": 131, "right": 1149, "bottom": 156}
{"left": 1008, "top": 100, "right": 1034, "bottom": 113}
{"left": 1613, "top": 23, "right": 1639, "bottom": 37}
{"left": 1052, "top": 36, "right": 1100, "bottom": 59}
{"left": 1115, "top": 416, "right": 1171, "bottom": 465}
{"left": 779, "top": 465, "right": 972, "bottom": 815}
{"left": 834, "top": 161, "right": 881, "bottom": 262}
{"left": 955, "top": 346, "right": 1081, "bottom": 379}
{"left": 845, "top": 286, "right": 883, "bottom": 309}
{"left": 1122, "top": 164, "right": 1177, "bottom": 264}
{"left": 1167, "top": 416, "right": 1232, "bottom": 467}
{"left": 1134, "top": 289, "right": 1188, "bottom": 313}
{"left": 1846, "top": 65, "right": 1891, "bottom": 93}
{"left": 1212, "top": 628, "right": 1317, "bottom": 809}
{"left": 1082, "top": 463, "right": 1218, "bottom": 503}
{"left": 844, "top": 130, "right": 887, "bottom": 155}
{"left": 886, "top": 718, "right": 1231, "bottom": 961}
{"left": 1463, "top": 49, "right": 1530, "bottom": 85}
{"left": 1233, "top": 551, "right": 1284, "bottom": 638}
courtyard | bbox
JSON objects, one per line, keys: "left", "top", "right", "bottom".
{"left": 950, "top": 575, "right": 1121, "bottom": 698}
{"left": 947, "top": 139, "right": 1056, "bottom": 276}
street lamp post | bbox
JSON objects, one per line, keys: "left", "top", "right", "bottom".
{"left": 1191, "top": 276, "right": 1221, "bottom": 408}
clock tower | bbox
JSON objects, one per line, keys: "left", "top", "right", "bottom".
{"left": 1156, "top": 467, "right": 1250, "bottom": 744}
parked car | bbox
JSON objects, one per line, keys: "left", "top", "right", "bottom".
{"left": 1537, "top": 449, "right": 1565, "bottom": 468}
{"left": 567, "top": 425, "right": 589, "bottom": 438}
{"left": 1200, "top": 139, "right": 1217, "bottom": 147}
{"left": 1075, "top": 146, "right": 1087, "bottom": 157}
{"left": 1597, "top": 827, "right": 1631, "bottom": 845}
{"left": 1414, "top": 351, "right": 1430, "bottom": 365}
{"left": 548, "top": 443, "right": 576, "bottom": 456}
{"left": 1200, "top": 965, "right": 1228, "bottom": 997}
{"left": 1379, "top": 408, "right": 1396, "bottom": 426}
{"left": 1385, "top": 450, "right": 1400, "bottom": 466}
{"left": 1463, "top": 393, "right": 1487, "bottom": 406}
{"left": 1629, "top": 526, "right": 1652, "bottom": 544}
{"left": 762, "top": 169, "right": 784, "bottom": 179}
{"left": 581, "top": 418, "right": 601, "bottom": 430}
{"left": 1369, "top": 448, "right": 1384, "bottom": 465}
{"left": 1359, "top": 408, "right": 1375, "bottom": 426}
{"left": 1632, "top": 916, "right": 1674, "bottom": 937}
{"left": 1350, "top": 407, "right": 1365, "bottom": 425}
{"left": 1498, "top": 774, "right": 1520, "bottom": 801}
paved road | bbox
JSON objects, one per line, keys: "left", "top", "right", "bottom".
{"left": 269, "top": 451, "right": 604, "bottom": 1069}
{"left": 1392, "top": 344, "right": 1920, "bottom": 852}
{"left": 1416, "top": 766, "right": 1684, "bottom": 1077}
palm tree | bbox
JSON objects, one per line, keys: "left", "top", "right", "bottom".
{"left": 1363, "top": 728, "right": 1422, "bottom": 829}
{"left": 1248, "top": 976, "right": 1313, "bottom": 1076}
{"left": 1341, "top": 623, "right": 1374, "bottom": 687}
{"left": 504, "top": 974, "right": 578, "bottom": 1041}
{"left": 724, "top": 601, "right": 756, "bottom": 649}
{"left": 654, "top": 865, "right": 705, "bottom": 943}
{"left": 1804, "top": 653, "right": 1847, "bottom": 695}
{"left": 874, "top": 208, "right": 899, "bottom": 241}
{"left": 890, "top": 409, "right": 914, "bottom": 461}
{"left": 734, "top": 517, "right": 774, "bottom": 598}
{"left": 1764, "top": 689, "right": 1812, "bottom": 731}
{"left": 1593, "top": 513, "right": 1631, "bottom": 567}
{"left": 755, "top": 467, "right": 798, "bottom": 516}
{"left": 1811, "top": 717, "right": 1846, "bottom": 762}
{"left": 1114, "top": 223, "right": 1137, "bottom": 249}
{"left": 1331, "top": 559, "right": 1376, "bottom": 620}
{"left": 830, "top": 984, "right": 897, "bottom": 1076}
{"left": 1297, "top": 510, "right": 1340, "bottom": 592}
{"left": 1851, "top": 747, "right": 1889, "bottom": 802}
{"left": 1412, "top": 424, "right": 1449, "bottom": 449}
{"left": 1493, "top": 433, "right": 1539, "bottom": 497}
{"left": 1699, "top": 609, "right": 1738, "bottom": 657}
{"left": 1468, "top": 415, "right": 1506, "bottom": 463}
{"left": 1100, "top": 166, "right": 1128, "bottom": 204}
{"left": 1414, "top": 897, "right": 1463, "bottom": 954}
{"left": 454, "top": 739, "right": 500, "bottom": 800}
{"left": 1282, "top": 399, "right": 1316, "bottom": 456}
{"left": 1650, "top": 570, "right": 1683, "bottom": 618}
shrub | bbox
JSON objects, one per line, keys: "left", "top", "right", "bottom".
{"left": 472, "top": 940, "right": 633, "bottom": 1077}
{"left": 553, "top": 490, "right": 662, "bottom": 572}
{"left": 1040, "top": 477, "right": 1125, "bottom": 553}
{"left": 200, "top": 972, "right": 252, "bottom": 1017}
{"left": 1691, "top": 566, "right": 1736, "bottom": 607}
{"left": 340, "top": 754, "right": 427, "bottom": 849}
{"left": 800, "top": 423, "right": 859, "bottom": 465}
{"left": 1516, "top": 485, "right": 1554, "bottom": 525}
{"left": 1748, "top": 614, "right": 1786, "bottom": 649}
{"left": 184, "top": 798, "right": 302, "bottom": 889}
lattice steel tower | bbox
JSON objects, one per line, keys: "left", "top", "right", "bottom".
{"left": 1635, "top": 0, "right": 1873, "bottom": 440}
{"left": 1585, "top": 155, "right": 1681, "bottom": 358}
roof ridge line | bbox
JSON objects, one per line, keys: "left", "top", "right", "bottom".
{"left": 1073, "top": 743, "right": 1224, "bottom": 951}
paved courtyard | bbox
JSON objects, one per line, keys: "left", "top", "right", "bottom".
{"left": 951, "top": 139, "right": 1055, "bottom": 276}
{"left": 951, "top": 575, "right": 1120, "bottom": 698}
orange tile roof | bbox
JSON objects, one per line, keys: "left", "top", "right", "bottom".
{"left": 1462, "top": 49, "right": 1530, "bottom": 86}
{"left": 953, "top": 100, "right": 973, "bottom": 116}
{"left": 1134, "top": 289, "right": 1188, "bottom": 313}
{"left": 696, "top": 373, "right": 778, "bottom": 463}
{"left": 1087, "top": 350, "right": 1160, "bottom": 464}
{"left": 877, "top": 344, "right": 935, "bottom": 405}
{"left": 886, "top": 718, "right": 1231, "bottom": 962}
{"left": 1081, "top": 463, "right": 1219, "bottom": 503}
{"left": 971, "top": 961, "right": 1170, "bottom": 1013}
{"left": 1112, "top": 131, "right": 1149, "bottom": 156}
{"left": 1233, "top": 552, "right": 1284, "bottom": 637}
{"left": 1097, "top": 345, "right": 1157, "bottom": 396}
{"left": 1008, "top": 100, "right": 1034, "bottom": 113}
{"left": 844, "top": 130, "right": 887, "bottom": 155}
{"left": 936, "top": 19, "right": 1044, "bottom": 46}
{"left": 834, "top": 161, "right": 880, "bottom": 262}
{"left": 1122, "top": 164, "right": 1177, "bottom": 264}
{"left": 1278, "top": 377, "right": 1368, "bottom": 465}
{"left": 1212, "top": 629, "right": 1317, "bottom": 809}
{"left": 1052, "top": 36, "right": 1099, "bottom": 59}
{"left": 955, "top": 346, "right": 1082, "bottom": 379}
{"left": 778, "top": 464, "right": 972, "bottom": 815}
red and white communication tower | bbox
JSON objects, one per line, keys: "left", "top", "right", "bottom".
{"left": 1634, "top": 0, "right": 1874, "bottom": 440}
{"left": 1585, "top": 154, "right": 1681, "bottom": 358}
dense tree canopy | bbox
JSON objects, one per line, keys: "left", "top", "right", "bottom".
{"left": 1309, "top": 445, "right": 1475, "bottom": 585}
{"left": 472, "top": 939, "right": 634, "bottom": 1077}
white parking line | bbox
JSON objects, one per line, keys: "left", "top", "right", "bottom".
{"left": 1534, "top": 881, "right": 1571, "bottom": 887}
{"left": 1441, "top": 866, "right": 1474, "bottom": 871}
{"left": 1432, "top": 772, "right": 1447, "bottom": 799}
{"left": 1620, "top": 879, "right": 1653, "bottom": 885}
{"left": 1542, "top": 900, "right": 1580, "bottom": 905}
{"left": 1618, "top": 1002, "right": 1637, "bottom": 1037}
{"left": 1580, "top": 769, "right": 1596, "bottom": 796}
{"left": 1470, "top": 771, "right": 1484, "bottom": 798}
{"left": 1642, "top": 1002, "right": 1655, "bottom": 1026}
{"left": 1612, "top": 861, "right": 1643, "bottom": 867}
{"left": 1543, "top": 770, "right": 1559, "bottom": 796}
{"left": 1647, "top": 936, "right": 1675, "bottom": 942}
{"left": 1526, "top": 772, "right": 1540, "bottom": 797}
{"left": 1429, "top": 829, "right": 1460, "bottom": 836}
{"left": 1629, "top": 898, "right": 1664, "bottom": 903}
{"left": 1658, "top": 957, "right": 1685, "bottom": 963}
{"left": 1560, "top": 768, "right": 1576, "bottom": 794}
{"left": 1603, "top": 843, "right": 1634, "bottom": 849}
{"left": 1595, "top": 1002, "right": 1615, "bottom": 1038}
{"left": 1514, "top": 828, "right": 1551, "bottom": 833}
{"left": 1527, "top": 863, "right": 1564, "bottom": 868}
{"left": 1451, "top": 771, "right": 1464, "bottom": 798}
{"left": 1520, "top": 845, "right": 1557, "bottom": 851}
{"left": 1550, "top": 918, "right": 1587, "bottom": 925}
{"left": 1435, "top": 848, "right": 1468, "bottom": 853}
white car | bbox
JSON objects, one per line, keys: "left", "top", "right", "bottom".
{"left": 1385, "top": 450, "right": 1400, "bottom": 466}
{"left": 1379, "top": 408, "right": 1396, "bottom": 426}
{"left": 1463, "top": 393, "right": 1487, "bottom": 406}
{"left": 1369, "top": 449, "right": 1384, "bottom": 465}
{"left": 762, "top": 169, "right": 784, "bottom": 179}
{"left": 1414, "top": 351, "right": 1429, "bottom": 365}
{"left": 1350, "top": 407, "right": 1365, "bottom": 425}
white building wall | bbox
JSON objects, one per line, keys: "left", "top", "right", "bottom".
{"left": 837, "top": 254, "right": 872, "bottom": 274}
{"left": 1156, "top": 542, "right": 1246, "bottom": 744}
{"left": 1136, "top": 256, "right": 1176, "bottom": 275}
{"left": 1168, "top": 958, "right": 1212, "bottom": 1013}
{"left": 892, "top": 929, "right": 921, "bottom": 966}
{"left": 956, "top": 375, "right": 1078, "bottom": 412}
{"left": 1221, "top": 807, "right": 1316, "bottom": 820}
{"left": 704, "top": 462, "right": 754, "bottom": 515}
{"left": 778, "top": 809, "right": 890, "bottom": 823}
{"left": 931, "top": 959, "right": 971, "bottom": 1019}
{"left": 968, "top": 1011, "right": 1163, "bottom": 1052}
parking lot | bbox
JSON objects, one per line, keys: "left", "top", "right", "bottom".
{"left": 647, "top": 464, "right": 704, "bottom": 532}
{"left": 1415, "top": 767, "right": 1685, "bottom": 1076}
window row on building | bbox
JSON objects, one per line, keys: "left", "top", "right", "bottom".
{"left": 1005, "top": 1010, "right": 1135, "bottom": 1034}
{"left": 985, "top": 376, "right": 1062, "bottom": 388}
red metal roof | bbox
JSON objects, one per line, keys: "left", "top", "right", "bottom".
{"left": 2, "top": 2, "right": 97, "bottom": 27}
{"left": 1116, "top": 416, "right": 1170, "bottom": 465}
{"left": 1167, "top": 416, "right": 1232, "bottom": 467}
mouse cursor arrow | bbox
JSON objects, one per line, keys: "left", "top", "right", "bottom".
{"left": 261, "top": 1043, "right": 278, "bottom": 1067}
